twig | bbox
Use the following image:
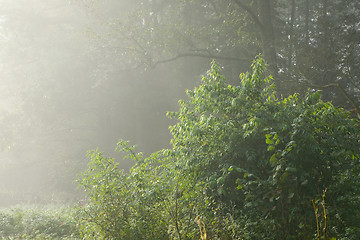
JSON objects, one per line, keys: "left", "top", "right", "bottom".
{"left": 321, "top": 189, "right": 327, "bottom": 240}
{"left": 174, "top": 178, "right": 182, "bottom": 240}
{"left": 152, "top": 52, "right": 250, "bottom": 67}
{"left": 232, "top": 0, "right": 264, "bottom": 31}
{"left": 307, "top": 82, "right": 360, "bottom": 114}
{"left": 312, "top": 199, "right": 320, "bottom": 240}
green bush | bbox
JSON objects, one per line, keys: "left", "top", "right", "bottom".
{"left": 0, "top": 206, "right": 79, "bottom": 239}
{"left": 78, "top": 56, "right": 360, "bottom": 239}
{"left": 168, "top": 57, "right": 360, "bottom": 239}
{"left": 77, "top": 144, "right": 173, "bottom": 239}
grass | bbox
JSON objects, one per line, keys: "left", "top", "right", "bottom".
{"left": 0, "top": 205, "right": 80, "bottom": 240}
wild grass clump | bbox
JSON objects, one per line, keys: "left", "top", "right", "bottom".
{"left": 0, "top": 205, "right": 80, "bottom": 239}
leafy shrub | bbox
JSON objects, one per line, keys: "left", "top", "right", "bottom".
{"left": 77, "top": 143, "right": 173, "bottom": 239}
{"left": 78, "top": 56, "right": 360, "bottom": 239}
{"left": 0, "top": 206, "right": 79, "bottom": 239}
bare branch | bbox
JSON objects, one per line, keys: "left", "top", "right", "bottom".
{"left": 232, "top": 0, "right": 264, "bottom": 30}
{"left": 343, "top": 59, "right": 360, "bottom": 91}
{"left": 307, "top": 82, "right": 360, "bottom": 114}
{"left": 152, "top": 52, "right": 250, "bottom": 67}
{"left": 341, "top": 72, "right": 360, "bottom": 91}
{"left": 209, "top": 0, "right": 221, "bottom": 17}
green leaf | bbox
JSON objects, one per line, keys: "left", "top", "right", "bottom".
{"left": 268, "top": 145, "right": 275, "bottom": 151}
{"left": 269, "top": 154, "right": 279, "bottom": 165}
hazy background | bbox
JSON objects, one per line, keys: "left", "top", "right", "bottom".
{"left": 0, "top": 0, "right": 358, "bottom": 206}
{"left": 0, "top": 0, "right": 207, "bottom": 206}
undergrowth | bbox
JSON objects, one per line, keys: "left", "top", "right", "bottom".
{"left": 0, "top": 205, "right": 80, "bottom": 240}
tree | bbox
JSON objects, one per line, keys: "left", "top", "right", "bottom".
{"left": 78, "top": 57, "right": 360, "bottom": 239}
{"left": 168, "top": 56, "right": 360, "bottom": 239}
{"left": 79, "top": 0, "right": 360, "bottom": 113}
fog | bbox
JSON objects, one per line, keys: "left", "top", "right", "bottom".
{"left": 3, "top": 0, "right": 356, "bottom": 207}
{"left": 0, "top": 0, "right": 207, "bottom": 206}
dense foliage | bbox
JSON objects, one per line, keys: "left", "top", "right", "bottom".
{"left": 0, "top": 206, "right": 79, "bottom": 239}
{"left": 78, "top": 57, "right": 360, "bottom": 239}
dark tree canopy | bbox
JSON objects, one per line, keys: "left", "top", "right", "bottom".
{"left": 83, "top": 0, "right": 360, "bottom": 113}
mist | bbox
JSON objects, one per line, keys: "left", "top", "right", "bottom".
{"left": 0, "top": 0, "right": 357, "bottom": 208}
{"left": 0, "top": 0, "right": 204, "bottom": 206}
{"left": 0, "top": 0, "right": 358, "bottom": 239}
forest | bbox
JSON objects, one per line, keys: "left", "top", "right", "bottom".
{"left": 0, "top": 0, "right": 359, "bottom": 239}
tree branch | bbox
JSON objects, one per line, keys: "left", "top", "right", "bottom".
{"left": 152, "top": 52, "right": 250, "bottom": 67}
{"left": 307, "top": 82, "right": 360, "bottom": 114}
{"left": 341, "top": 72, "right": 360, "bottom": 91}
{"left": 232, "top": 0, "right": 264, "bottom": 30}
{"left": 343, "top": 59, "right": 360, "bottom": 91}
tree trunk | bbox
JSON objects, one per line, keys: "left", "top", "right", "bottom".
{"left": 258, "top": 0, "right": 277, "bottom": 76}
{"left": 305, "top": 0, "right": 309, "bottom": 44}
{"left": 288, "top": 0, "right": 296, "bottom": 66}
{"left": 319, "top": 0, "right": 334, "bottom": 88}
